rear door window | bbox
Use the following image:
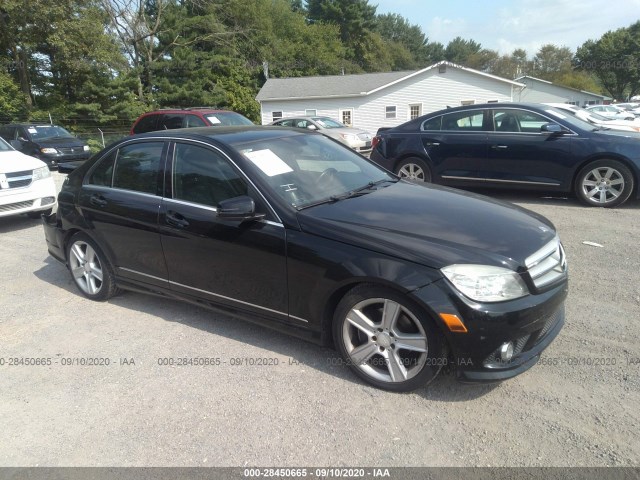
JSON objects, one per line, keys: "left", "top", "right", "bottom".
{"left": 133, "top": 115, "right": 159, "bottom": 134}
{"left": 159, "top": 114, "right": 185, "bottom": 130}
{"left": 112, "top": 142, "right": 165, "bottom": 195}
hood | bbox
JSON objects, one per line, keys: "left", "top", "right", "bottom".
{"left": 0, "top": 150, "right": 48, "bottom": 173}
{"left": 297, "top": 181, "right": 557, "bottom": 270}
{"left": 34, "top": 136, "right": 87, "bottom": 148}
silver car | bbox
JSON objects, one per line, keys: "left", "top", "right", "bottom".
{"left": 270, "top": 116, "right": 373, "bottom": 153}
{"left": 585, "top": 104, "right": 636, "bottom": 121}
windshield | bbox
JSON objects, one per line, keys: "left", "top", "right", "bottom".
{"left": 234, "top": 134, "right": 394, "bottom": 209}
{"left": 205, "top": 113, "right": 254, "bottom": 126}
{"left": 0, "top": 137, "right": 13, "bottom": 152}
{"left": 26, "top": 125, "right": 74, "bottom": 140}
{"left": 312, "top": 117, "right": 345, "bottom": 129}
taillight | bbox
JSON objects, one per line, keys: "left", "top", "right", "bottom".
{"left": 371, "top": 136, "right": 381, "bottom": 149}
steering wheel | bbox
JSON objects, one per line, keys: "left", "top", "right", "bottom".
{"left": 317, "top": 167, "right": 339, "bottom": 186}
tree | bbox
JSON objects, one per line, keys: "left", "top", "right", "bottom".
{"left": 306, "top": 0, "right": 379, "bottom": 69}
{"left": 374, "top": 13, "right": 430, "bottom": 66}
{"left": 575, "top": 22, "right": 640, "bottom": 100}
{"left": 532, "top": 44, "right": 573, "bottom": 81}
{"left": 444, "top": 37, "right": 482, "bottom": 66}
{"left": 0, "top": 71, "right": 27, "bottom": 121}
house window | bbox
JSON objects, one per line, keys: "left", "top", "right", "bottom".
{"left": 305, "top": 109, "right": 317, "bottom": 116}
{"left": 567, "top": 101, "right": 578, "bottom": 105}
{"left": 272, "top": 111, "right": 283, "bottom": 121}
{"left": 409, "top": 104, "right": 422, "bottom": 120}
{"left": 460, "top": 100, "right": 475, "bottom": 106}
{"left": 340, "top": 109, "right": 353, "bottom": 126}
{"left": 385, "top": 106, "right": 397, "bottom": 119}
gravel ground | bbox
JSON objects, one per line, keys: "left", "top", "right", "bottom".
{"left": 0, "top": 173, "right": 638, "bottom": 467}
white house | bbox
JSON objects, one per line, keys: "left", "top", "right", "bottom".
{"left": 256, "top": 61, "right": 526, "bottom": 134}
{"left": 514, "top": 75, "right": 610, "bottom": 106}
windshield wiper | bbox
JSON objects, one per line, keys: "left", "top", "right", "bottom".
{"left": 297, "top": 178, "right": 396, "bottom": 210}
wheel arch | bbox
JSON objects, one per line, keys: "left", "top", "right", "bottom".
{"left": 392, "top": 152, "right": 432, "bottom": 173}
{"left": 320, "top": 277, "right": 445, "bottom": 349}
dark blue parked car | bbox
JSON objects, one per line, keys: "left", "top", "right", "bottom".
{"left": 370, "top": 103, "right": 640, "bottom": 207}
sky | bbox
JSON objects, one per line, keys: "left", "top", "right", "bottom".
{"left": 374, "top": 0, "right": 640, "bottom": 55}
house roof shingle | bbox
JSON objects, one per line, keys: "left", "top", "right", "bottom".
{"left": 256, "top": 62, "right": 524, "bottom": 102}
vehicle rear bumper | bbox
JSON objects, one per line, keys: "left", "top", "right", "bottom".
{"left": 42, "top": 211, "right": 66, "bottom": 263}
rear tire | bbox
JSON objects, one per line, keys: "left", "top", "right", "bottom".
{"left": 333, "top": 284, "right": 446, "bottom": 392}
{"left": 575, "top": 159, "right": 634, "bottom": 208}
{"left": 66, "top": 232, "right": 120, "bottom": 301}
{"left": 395, "top": 157, "right": 432, "bottom": 183}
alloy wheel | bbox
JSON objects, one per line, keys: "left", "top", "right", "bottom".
{"left": 342, "top": 297, "right": 429, "bottom": 383}
{"left": 68, "top": 240, "right": 104, "bottom": 295}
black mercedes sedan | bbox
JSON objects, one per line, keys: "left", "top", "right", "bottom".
{"left": 370, "top": 103, "right": 640, "bottom": 208}
{"left": 43, "top": 127, "right": 568, "bottom": 391}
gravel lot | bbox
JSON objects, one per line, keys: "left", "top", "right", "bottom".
{"left": 0, "top": 172, "right": 638, "bottom": 467}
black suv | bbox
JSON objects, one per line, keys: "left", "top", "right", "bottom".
{"left": 0, "top": 124, "right": 91, "bottom": 169}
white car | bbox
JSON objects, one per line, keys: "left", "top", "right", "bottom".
{"left": 585, "top": 104, "right": 636, "bottom": 121}
{"left": 0, "top": 137, "right": 57, "bottom": 218}
{"left": 544, "top": 103, "right": 640, "bottom": 133}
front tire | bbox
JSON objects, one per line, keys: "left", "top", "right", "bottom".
{"left": 575, "top": 159, "right": 634, "bottom": 208}
{"left": 333, "top": 285, "right": 446, "bottom": 392}
{"left": 395, "top": 157, "right": 432, "bottom": 183}
{"left": 66, "top": 233, "right": 119, "bottom": 301}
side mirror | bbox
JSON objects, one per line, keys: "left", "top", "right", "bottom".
{"left": 306, "top": 124, "right": 317, "bottom": 131}
{"left": 541, "top": 123, "right": 564, "bottom": 135}
{"left": 217, "top": 195, "right": 265, "bottom": 223}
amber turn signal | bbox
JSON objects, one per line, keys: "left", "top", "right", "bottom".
{"left": 439, "top": 313, "right": 468, "bottom": 333}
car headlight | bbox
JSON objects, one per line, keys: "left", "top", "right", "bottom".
{"left": 32, "top": 166, "right": 51, "bottom": 181}
{"left": 83, "top": 145, "right": 90, "bottom": 151}
{"left": 40, "top": 147, "right": 58, "bottom": 154}
{"left": 441, "top": 264, "right": 529, "bottom": 302}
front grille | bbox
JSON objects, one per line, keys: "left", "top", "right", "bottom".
{"left": 58, "top": 146, "right": 85, "bottom": 154}
{"left": 525, "top": 237, "right": 567, "bottom": 290}
{"left": 0, "top": 200, "right": 34, "bottom": 213}
{"left": 1, "top": 171, "right": 33, "bottom": 190}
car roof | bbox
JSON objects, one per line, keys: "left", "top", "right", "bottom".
{"left": 1, "top": 123, "right": 63, "bottom": 127}
{"left": 140, "top": 108, "right": 233, "bottom": 115}
{"left": 132, "top": 125, "right": 311, "bottom": 145}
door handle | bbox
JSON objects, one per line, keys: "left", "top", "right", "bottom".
{"left": 89, "top": 194, "right": 107, "bottom": 207}
{"left": 425, "top": 142, "right": 440, "bottom": 146}
{"left": 166, "top": 211, "right": 190, "bottom": 228}
{"left": 491, "top": 145, "right": 508, "bottom": 150}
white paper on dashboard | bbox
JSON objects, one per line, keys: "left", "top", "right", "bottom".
{"left": 244, "top": 149, "right": 293, "bottom": 177}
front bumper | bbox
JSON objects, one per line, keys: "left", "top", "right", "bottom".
{"left": 411, "top": 277, "right": 568, "bottom": 383}
{"left": 0, "top": 178, "right": 57, "bottom": 217}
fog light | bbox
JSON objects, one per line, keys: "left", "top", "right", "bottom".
{"left": 41, "top": 197, "right": 56, "bottom": 205}
{"left": 500, "top": 342, "right": 514, "bottom": 362}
